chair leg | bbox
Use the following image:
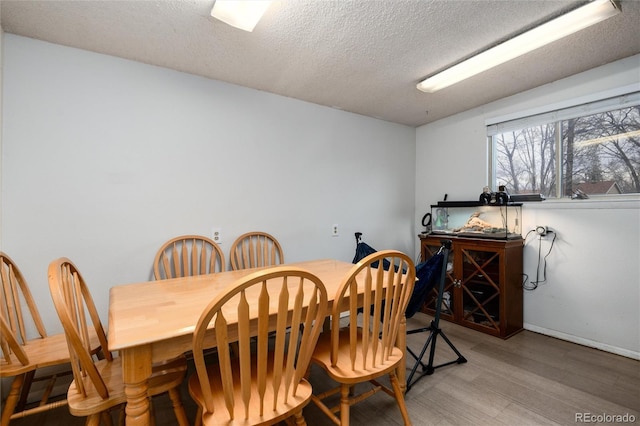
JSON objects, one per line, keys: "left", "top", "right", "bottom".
{"left": 16, "top": 370, "right": 36, "bottom": 413}
{"left": 117, "top": 405, "right": 126, "bottom": 425}
{"left": 389, "top": 372, "right": 412, "bottom": 426}
{"left": 149, "top": 398, "right": 156, "bottom": 426}
{"left": 101, "top": 410, "right": 113, "bottom": 426}
{"left": 292, "top": 410, "right": 307, "bottom": 426}
{"left": 167, "top": 387, "right": 189, "bottom": 426}
{"left": 194, "top": 406, "right": 203, "bottom": 426}
{"left": 340, "top": 385, "right": 350, "bottom": 426}
{"left": 84, "top": 413, "right": 102, "bottom": 426}
{"left": 348, "top": 384, "right": 355, "bottom": 397}
{"left": 1, "top": 374, "right": 25, "bottom": 426}
{"left": 310, "top": 393, "right": 341, "bottom": 425}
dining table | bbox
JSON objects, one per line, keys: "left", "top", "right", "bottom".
{"left": 107, "top": 258, "right": 410, "bottom": 425}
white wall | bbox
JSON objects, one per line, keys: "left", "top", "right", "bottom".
{"left": 416, "top": 55, "right": 640, "bottom": 359}
{"left": 1, "top": 26, "right": 4, "bottom": 244}
{"left": 3, "top": 35, "right": 638, "bottom": 361}
{"left": 1, "top": 35, "right": 416, "bottom": 335}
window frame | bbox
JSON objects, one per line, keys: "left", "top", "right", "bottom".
{"left": 486, "top": 85, "right": 640, "bottom": 201}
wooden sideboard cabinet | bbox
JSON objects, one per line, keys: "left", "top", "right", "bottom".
{"left": 419, "top": 234, "right": 524, "bottom": 339}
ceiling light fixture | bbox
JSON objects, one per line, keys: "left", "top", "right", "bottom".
{"left": 417, "top": 0, "right": 621, "bottom": 93}
{"left": 211, "top": 0, "right": 273, "bottom": 32}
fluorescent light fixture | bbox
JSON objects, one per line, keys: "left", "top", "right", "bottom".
{"left": 211, "top": 0, "right": 272, "bottom": 32}
{"left": 417, "top": 0, "right": 621, "bottom": 93}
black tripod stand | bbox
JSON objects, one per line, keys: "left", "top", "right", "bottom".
{"left": 406, "top": 240, "right": 467, "bottom": 392}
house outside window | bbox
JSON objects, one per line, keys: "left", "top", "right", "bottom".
{"left": 488, "top": 91, "right": 640, "bottom": 199}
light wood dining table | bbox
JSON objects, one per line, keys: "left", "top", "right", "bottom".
{"left": 107, "top": 258, "right": 409, "bottom": 425}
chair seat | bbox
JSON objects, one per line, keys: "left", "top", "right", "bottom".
{"left": 67, "top": 355, "right": 187, "bottom": 417}
{"left": 311, "top": 328, "right": 404, "bottom": 384}
{"left": 0, "top": 332, "right": 101, "bottom": 376}
{"left": 189, "top": 354, "right": 313, "bottom": 426}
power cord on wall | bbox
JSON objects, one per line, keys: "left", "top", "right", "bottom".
{"left": 522, "top": 228, "right": 557, "bottom": 291}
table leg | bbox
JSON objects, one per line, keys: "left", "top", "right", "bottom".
{"left": 122, "top": 345, "right": 152, "bottom": 426}
{"left": 398, "top": 315, "right": 407, "bottom": 393}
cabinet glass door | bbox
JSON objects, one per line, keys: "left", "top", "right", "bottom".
{"left": 459, "top": 246, "right": 501, "bottom": 333}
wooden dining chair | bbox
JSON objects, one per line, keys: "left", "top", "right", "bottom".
{"left": 229, "top": 232, "right": 284, "bottom": 271}
{"left": 0, "top": 252, "right": 101, "bottom": 426}
{"left": 48, "top": 257, "right": 190, "bottom": 425}
{"left": 188, "top": 266, "right": 328, "bottom": 426}
{"left": 308, "top": 250, "right": 416, "bottom": 426}
{"left": 153, "top": 235, "right": 226, "bottom": 280}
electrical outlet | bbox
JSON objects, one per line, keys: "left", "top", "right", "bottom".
{"left": 212, "top": 227, "right": 222, "bottom": 244}
{"left": 535, "top": 225, "right": 548, "bottom": 236}
{"left": 332, "top": 224, "right": 339, "bottom": 237}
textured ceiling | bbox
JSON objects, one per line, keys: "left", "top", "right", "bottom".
{"left": 1, "top": 0, "right": 639, "bottom": 127}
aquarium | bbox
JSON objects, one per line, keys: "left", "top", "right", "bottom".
{"left": 429, "top": 201, "right": 522, "bottom": 240}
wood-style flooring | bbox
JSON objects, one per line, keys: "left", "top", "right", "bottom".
{"left": 6, "top": 313, "right": 639, "bottom": 425}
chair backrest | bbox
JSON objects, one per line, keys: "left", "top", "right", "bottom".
{"left": 1, "top": 252, "right": 48, "bottom": 345}
{"left": 229, "top": 232, "right": 284, "bottom": 271}
{"left": 48, "top": 258, "right": 111, "bottom": 399}
{"left": 153, "top": 235, "right": 226, "bottom": 280}
{"left": 0, "top": 316, "right": 29, "bottom": 367}
{"left": 192, "top": 266, "right": 328, "bottom": 419}
{"left": 330, "top": 250, "right": 415, "bottom": 369}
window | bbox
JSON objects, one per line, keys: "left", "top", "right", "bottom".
{"left": 488, "top": 92, "right": 640, "bottom": 199}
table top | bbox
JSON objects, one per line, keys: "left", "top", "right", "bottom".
{"left": 107, "top": 259, "right": 354, "bottom": 360}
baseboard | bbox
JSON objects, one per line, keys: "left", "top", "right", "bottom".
{"left": 524, "top": 323, "right": 640, "bottom": 360}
